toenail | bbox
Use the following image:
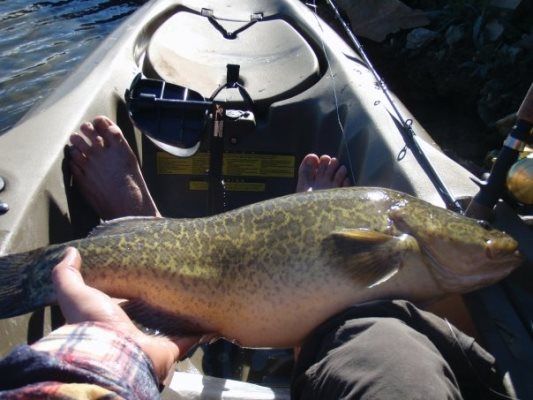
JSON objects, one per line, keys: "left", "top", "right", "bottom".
{"left": 97, "top": 117, "right": 112, "bottom": 127}
{"left": 95, "top": 136, "right": 105, "bottom": 146}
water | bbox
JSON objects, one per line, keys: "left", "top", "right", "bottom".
{"left": 0, "top": 0, "right": 147, "bottom": 134}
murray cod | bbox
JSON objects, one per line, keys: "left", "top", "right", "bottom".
{"left": 0, "top": 187, "right": 523, "bottom": 347}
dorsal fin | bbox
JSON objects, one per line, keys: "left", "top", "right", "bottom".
{"left": 88, "top": 216, "right": 165, "bottom": 238}
{"left": 327, "top": 229, "right": 421, "bottom": 288}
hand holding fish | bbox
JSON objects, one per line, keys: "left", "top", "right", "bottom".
{"left": 51, "top": 247, "right": 198, "bottom": 383}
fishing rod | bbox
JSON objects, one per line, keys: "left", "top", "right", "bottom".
{"left": 323, "top": 0, "right": 464, "bottom": 213}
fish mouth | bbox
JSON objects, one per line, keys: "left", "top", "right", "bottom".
{"left": 420, "top": 244, "right": 520, "bottom": 293}
{"left": 484, "top": 239, "right": 521, "bottom": 261}
{"left": 420, "top": 236, "right": 523, "bottom": 285}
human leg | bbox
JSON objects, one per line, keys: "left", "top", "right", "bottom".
{"left": 69, "top": 118, "right": 350, "bottom": 218}
{"left": 68, "top": 116, "right": 160, "bottom": 220}
{"left": 293, "top": 318, "right": 462, "bottom": 399}
{"left": 292, "top": 300, "right": 501, "bottom": 400}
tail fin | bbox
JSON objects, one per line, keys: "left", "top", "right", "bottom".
{"left": 0, "top": 246, "right": 66, "bottom": 319}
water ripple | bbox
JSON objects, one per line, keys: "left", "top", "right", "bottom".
{"left": 0, "top": 0, "right": 146, "bottom": 134}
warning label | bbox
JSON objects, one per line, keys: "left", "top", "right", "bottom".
{"left": 189, "top": 181, "right": 266, "bottom": 192}
{"left": 157, "top": 152, "right": 295, "bottom": 178}
{"left": 157, "top": 152, "right": 209, "bottom": 175}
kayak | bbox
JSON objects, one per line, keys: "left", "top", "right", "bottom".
{"left": 0, "top": 0, "right": 530, "bottom": 398}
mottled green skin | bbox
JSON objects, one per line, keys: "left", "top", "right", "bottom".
{"left": 0, "top": 187, "right": 522, "bottom": 347}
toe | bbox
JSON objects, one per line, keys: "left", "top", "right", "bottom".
{"left": 333, "top": 165, "right": 348, "bottom": 186}
{"left": 325, "top": 157, "right": 340, "bottom": 180}
{"left": 94, "top": 135, "right": 105, "bottom": 148}
{"left": 317, "top": 155, "right": 331, "bottom": 177}
{"left": 93, "top": 116, "right": 124, "bottom": 143}
{"left": 68, "top": 146, "right": 87, "bottom": 169}
{"left": 79, "top": 122, "right": 102, "bottom": 147}
{"left": 70, "top": 133, "right": 91, "bottom": 155}
{"left": 342, "top": 177, "right": 351, "bottom": 187}
{"left": 299, "top": 154, "right": 319, "bottom": 175}
{"left": 296, "top": 153, "right": 319, "bottom": 192}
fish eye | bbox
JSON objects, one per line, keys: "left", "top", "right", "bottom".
{"left": 476, "top": 220, "right": 492, "bottom": 230}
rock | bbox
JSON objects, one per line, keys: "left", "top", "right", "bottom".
{"left": 490, "top": 0, "right": 522, "bottom": 9}
{"left": 493, "top": 113, "right": 517, "bottom": 137}
{"left": 336, "top": 0, "right": 429, "bottom": 42}
{"left": 484, "top": 19, "right": 504, "bottom": 41}
{"left": 499, "top": 44, "right": 522, "bottom": 62}
{"left": 515, "top": 32, "right": 533, "bottom": 50}
{"left": 445, "top": 25, "right": 465, "bottom": 46}
{"left": 477, "top": 79, "right": 514, "bottom": 125}
{"left": 405, "top": 28, "right": 439, "bottom": 49}
{"left": 472, "top": 15, "right": 484, "bottom": 47}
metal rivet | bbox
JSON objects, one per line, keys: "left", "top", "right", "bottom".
{"left": 0, "top": 202, "right": 8, "bottom": 215}
{"left": 0, "top": 176, "right": 4, "bottom": 192}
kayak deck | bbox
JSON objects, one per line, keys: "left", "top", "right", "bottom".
{"left": 0, "top": 0, "right": 531, "bottom": 398}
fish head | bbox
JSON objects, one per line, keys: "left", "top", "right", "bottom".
{"left": 390, "top": 200, "right": 523, "bottom": 293}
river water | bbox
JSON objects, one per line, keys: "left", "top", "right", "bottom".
{"left": 0, "top": 0, "right": 147, "bottom": 134}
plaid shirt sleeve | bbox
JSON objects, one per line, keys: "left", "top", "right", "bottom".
{"left": 0, "top": 322, "right": 161, "bottom": 399}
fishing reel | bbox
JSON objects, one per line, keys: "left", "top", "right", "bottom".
{"left": 506, "top": 152, "right": 533, "bottom": 207}
{"left": 466, "top": 82, "right": 533, "bottom": 220}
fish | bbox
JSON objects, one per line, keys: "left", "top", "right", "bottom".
{"left": 0, "top": 187, "right": 523, "bottom": 348}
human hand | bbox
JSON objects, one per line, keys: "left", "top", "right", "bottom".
{"left": 52, "top": 247, "right": 199, "bottom": 383}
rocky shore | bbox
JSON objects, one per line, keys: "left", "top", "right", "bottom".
{"left": 321, "top": 0, "right": 532, "bottom": 170}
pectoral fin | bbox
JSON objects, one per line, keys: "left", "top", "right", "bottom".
{"left": 327, "top": 229, "right": 420, "bottom": 287}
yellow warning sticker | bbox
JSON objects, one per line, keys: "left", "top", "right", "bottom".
{"left": 189, "top": 181, "right": 208, "bottom": 191}
{"left": 223, "top": 154, "right": 294, "bottom": 177}
{"left": 189, "top": 181, "right": 266, "bottom": 192}
{"left": 157, "top": 152, "right": 294, "bottom": 178}
{"left": 157, "top": 152, "right": 209, "bottom": 175}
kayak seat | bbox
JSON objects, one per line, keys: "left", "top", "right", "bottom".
{"left": 144, "top": 11, "right": 321, "bottom": 106}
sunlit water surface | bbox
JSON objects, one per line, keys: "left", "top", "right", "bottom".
{"left": 0, "top": 0, "right": 147, "bottom": 134}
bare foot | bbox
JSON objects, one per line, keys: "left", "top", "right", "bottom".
{"left": 296, "top": 154, "right": 351, "bottom": 193}
{"left": 68, "top": 116, "right": 161, "bottom": 220}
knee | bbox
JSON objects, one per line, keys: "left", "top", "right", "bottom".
{"left": 305, "top": 318, "right": 462, "bottom": 399}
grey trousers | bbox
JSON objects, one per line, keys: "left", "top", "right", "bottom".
{"left": 291, "top": 300, "right": 504, "bottom": 400}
